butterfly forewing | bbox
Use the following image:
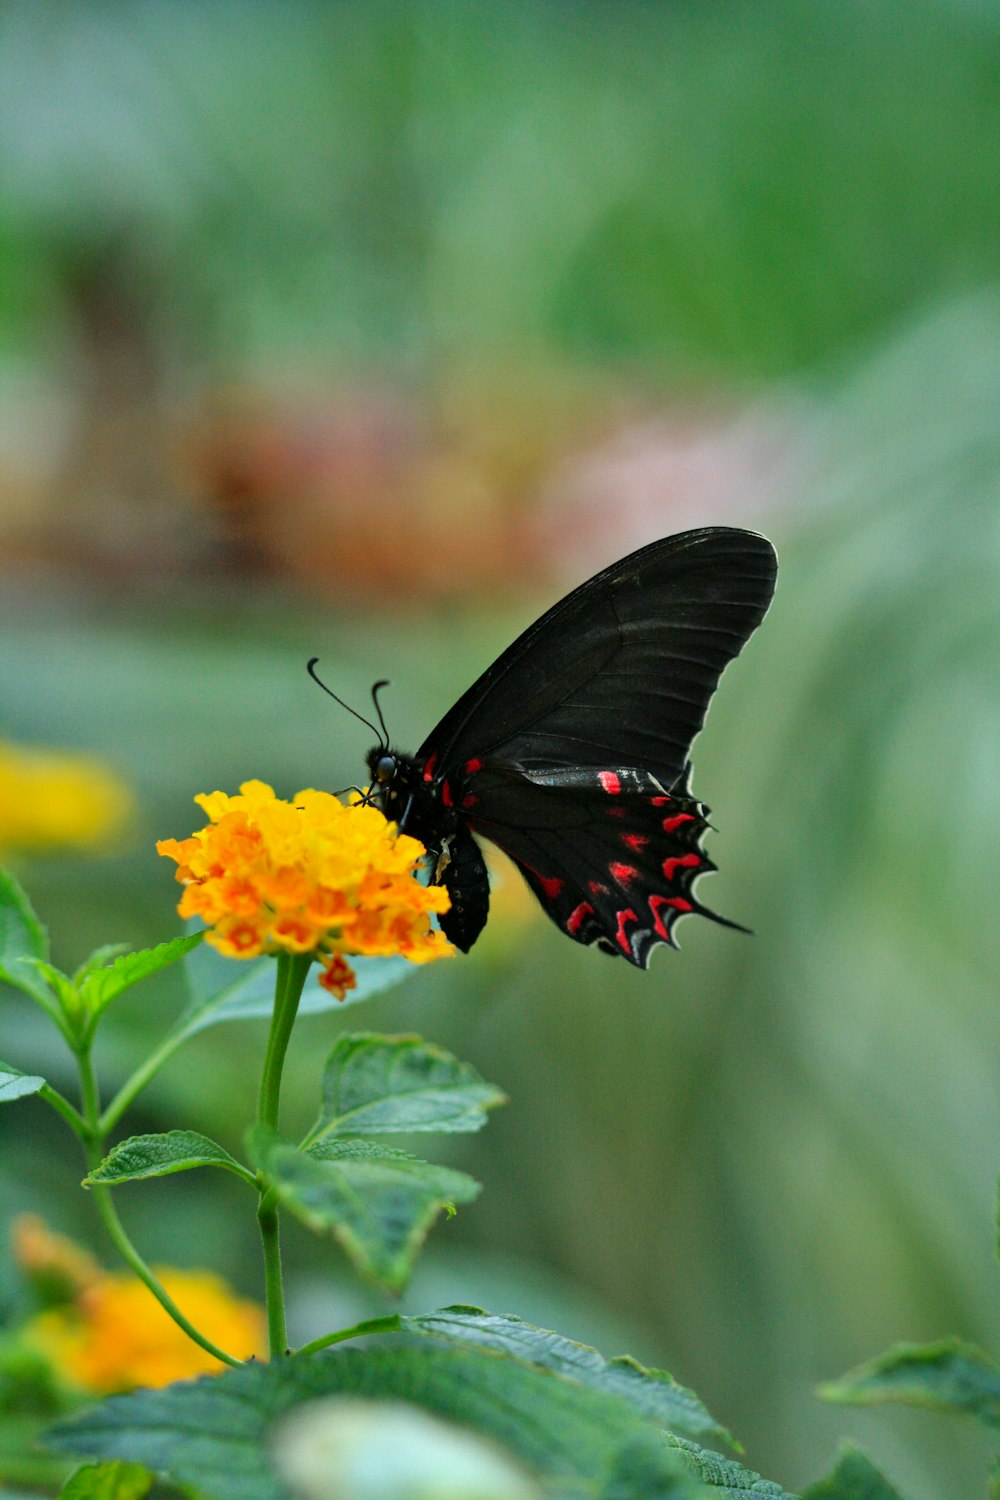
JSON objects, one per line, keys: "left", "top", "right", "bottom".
{"left": 417, "top": 528, "right": 777, "bottom": 792}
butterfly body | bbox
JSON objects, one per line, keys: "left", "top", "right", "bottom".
{"left": 365, "top": 527, "right": 777, "bottom": 965}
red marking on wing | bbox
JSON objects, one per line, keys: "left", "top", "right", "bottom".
{"left": 615, "top": 908, "right": 638, "bottom": 955}
{"left": 464, "top": 757, "right": 483, "bottom": 775}
{"left": 598, "top": 771, "right": 621, "bottom": 794}
{"left": 662, "top": 813, "right": 696, "bottom": 833}
{"left": 422, "top": 752, "right": 438, "bottom": 784}
{"left": 662, "top": 853, "right": 701, "bottom": 881}
{"left": 514, "top": 852, "right": 565, "bottom": 901}
{"left": 567, "top": 901, "right": 594, "bottom": 936}
{"left": 588, "top": 880, "right": 609, "bottom": 896}
{"left": 648, "top": 894, "right": 687, "bottom": 941}
{"left": 610, "top": 861, "right": 638, "bottom": 885}
{"left": 441, "top": 780, "right": 454, "bottom": 808}
{"left": 623, "top": 833, "right": 649, "bottom": 851}
{"left": 608, "top": 806, "right": 626, "bottom": 819}
{"left": 462, "top": 794, "right": 478, "bottom": 810}
{"left": 651, "top": 796, "right": 671, "bottom": 807}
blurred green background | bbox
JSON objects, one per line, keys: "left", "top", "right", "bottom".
{"left": 2, "top": 2, "right": 999, "bottom": 1495}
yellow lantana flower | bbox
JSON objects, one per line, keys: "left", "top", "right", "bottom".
{"left": 25, "top": 1267, "right": 266, "bottom": 1393}
{"left": 12, "top": 1214, "right": 101, "bottom": 1305}
{"left": 157, "top": 780, "right": 452, "bottom": 997}
{"left": 0, "top": 739, "right": 131, "bottom": 857}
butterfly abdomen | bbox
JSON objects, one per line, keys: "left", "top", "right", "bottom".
{"left": 436, "top": 826, "right": 490, "bottom": 952}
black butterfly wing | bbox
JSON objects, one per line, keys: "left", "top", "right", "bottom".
{"left": 417, "top": 528, "right": 775, "bottom": 789}
{"left": 457, "top": 763, "right": 732, "bottom": 965}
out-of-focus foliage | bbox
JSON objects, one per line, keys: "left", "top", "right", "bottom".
{"left": 2, "top": 0, "right": 998, "bottom": 376}
{"left": 1, "top": 3, "right": 999, "bottom": 1499}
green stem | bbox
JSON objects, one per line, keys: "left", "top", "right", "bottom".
{"left": 90, "top": 1175, "right": 243, "bottom": 1368}
{"left": 75, "top": 1046, "right": 242, "bottom": 1369}
{"left": 99, "top": 1024, "right": 190, "bottom": 1136}
{"left": 38, "top": 1082, "right": 86, "bottom": 1135}
{"left": 295, "top": 1315, "right": 401, "bottom": 1358}
{"left": 256, "top": 952, "right": 312, "bottom": 1360}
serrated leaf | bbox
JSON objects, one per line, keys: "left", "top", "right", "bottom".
{"left": 249, "top": 1127, "right": 479, "bottom": 1293}
{"left": 19, "top": 959, "right": 78, "bottom": 1015}
{"left": 78, "top": 935, "right": 204, "bottom": 1017}
{"left": 46, "top": 1341, "right": 706, "bottom": 1500}
{"left": 601, "top": 1433, "right": 706, "bottom": 1499}
{"left": 403, "top": 1306, "right": 734, "bottom": 1450}
{"left": 0, "top": 1061, "right": 46, "bottom": 1104}
{"left": 665, "top": 1437, "right": 793, "bottom": 1497}
{"left": 820, "top": 1338, "right": 1000, "bottom": 1428}
{"left": 59, "top": 1461, "right": 153, "bottom": 1499}
{"left": 84, "top": 1132, "right": 255, "bottom": 1189}
{"left": 313, "top": 1033, "right": 507, "bottom": 1140}
{"left": 72, "top": 945, "right": 133, "bottom": 987}
{"left": 172, "top": 939, "right": 412, "bottom": 1045}
{"left": 0, "top": 866, "right": 49, "bottom": 1001}
{"left": 801, "top": 1443, "right": 905, "bottom": 1500}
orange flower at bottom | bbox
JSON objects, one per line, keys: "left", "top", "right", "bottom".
{"left": 25, "top": 1267, "right": 266, "bottom": 1393}
{"left": 157, "top": 780, "right": 453, "bottom": 997}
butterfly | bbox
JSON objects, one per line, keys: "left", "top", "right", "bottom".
{"left": 324, "top": 527, "right": 776, "bottom": 966}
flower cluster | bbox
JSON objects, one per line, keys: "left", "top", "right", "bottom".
{"left": 0, "top": 738, "right": 131, "bottom": 858}
{"left": 26, "top": 1266, "right": 266, "bottom": 1393}
{"left": 14, "top": 1215, "right": 265, "bottom": 1392}
{"left": 157, "top": 780, "right": 452, "bottom": 996}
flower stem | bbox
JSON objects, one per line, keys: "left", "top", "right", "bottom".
{"left": 256, "top": 952, "right": 312, "bottom": 1360}
{"left": 75, "top": 1045, "right": 242, "bottom": 1368}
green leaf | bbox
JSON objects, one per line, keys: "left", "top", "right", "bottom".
{"left": 403, "top": 1306, "right": 735, "bottom": 1450}
{"left": 0, "top": 866, "right": 49, "bottom": 1002}
{"left": 0, "top": 1412, "right": 75, "bottom": 1489}
{"left": 802, "top": 1444, "right": 905, "bottom": 1499}
{"left": 84, "top": 1132, "right": 256, "bottom": 1189}
{"left": 820, "top": 1338, "right": 1000, "bottom": 1428}
{"left": 601, "top": 1434, "right": 707, "bottom": 1499}
{"left": 313, "top": 1033, "right": 507, "bottom": 1140}
{"left": 78, "top": 935, "right": 204, "bottom": 1017}
{"left": 248, "top": 1127, "right": 479, "bottom": 1293}
{"left": 0, "top": 1062, "right": 46, "bottom": 1105}
{"left": 59, "top": 1462, "right": 153, "bottom": 1500}
{"left": 173, "top": 939, "right": 412, "bottom": 1045}
{"left": 72, "top": 945, "right": 134, "bottom": 987}
{"left": 46, "top": 1341, "right": 705, "bottom": 1500}
{"left": 664, "top": 1437, "right": 793, "bottom": 1497}
{"left": 19, "top": 959, "right": 79, "bottom": 1016}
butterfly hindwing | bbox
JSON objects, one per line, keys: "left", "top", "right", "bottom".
{"left": 458, "top": 762, "right": 730, "bottom": 966}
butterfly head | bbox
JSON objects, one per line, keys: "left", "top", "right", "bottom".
{"left": 366, "top": 748, "right": 399, "bottom": 791}
{"left": 365, "top": 745, "right": 408, "bottom": 822}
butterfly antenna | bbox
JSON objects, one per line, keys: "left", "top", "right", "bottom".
{"left": 306, "top": 658, "right": 383, "bottom": 743}
{"left": 371, "top": 679, "right": 391, "bottom": 751}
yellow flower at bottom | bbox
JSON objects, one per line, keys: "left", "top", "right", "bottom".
{"left": 25, "top": 1267, "right": 266, "bottom": 1393}
{"left": 157, "top": 781, "right": 452, "bottom": 996}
